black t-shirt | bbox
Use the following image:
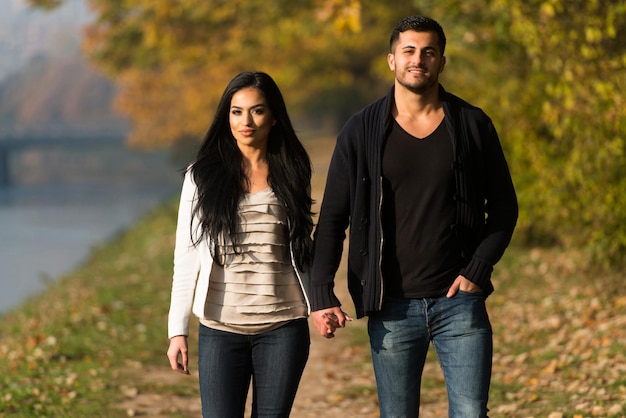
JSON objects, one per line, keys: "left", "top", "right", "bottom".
{"left": 381, "top": 118, "right": 464, "bottom": 298}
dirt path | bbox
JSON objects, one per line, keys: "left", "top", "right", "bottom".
{"left": 115, "top": 279, "right": 382, "bottom": 418}
{"left": 117, "top": 287, "right": 447, "bottom": 418}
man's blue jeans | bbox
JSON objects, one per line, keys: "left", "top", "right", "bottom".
{"left": 368, "top": 292, "right": 492, "bottom": 417}
{"left": 198, "top": 318, "right": 310, "bottom": 417}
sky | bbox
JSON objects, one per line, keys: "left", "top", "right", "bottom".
{"left": 0, "top": 0, "right": 93, "bottom": 81}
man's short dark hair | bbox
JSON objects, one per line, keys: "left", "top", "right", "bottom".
{"left": 389, "top": 15, "right": 447, "bottom": 56}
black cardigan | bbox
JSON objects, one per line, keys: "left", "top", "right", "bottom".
{"left": 311, "top": 85, "right": 518, "bottom": 318}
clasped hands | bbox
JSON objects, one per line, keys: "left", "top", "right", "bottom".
{"left": 311, "top": 276, "right": 479, "bottom": 338}
{"left": 311, "top": 306, "right": 353, "bottom": 338}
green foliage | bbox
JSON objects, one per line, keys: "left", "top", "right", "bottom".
{"left": 490, "top": 0, "right": 626, "bottom": 267}
{"left": 414, "top": 0, "right": 626, "bottom": 269}
{"left": 25, "top": 0, "right": 626, "bottom": 269}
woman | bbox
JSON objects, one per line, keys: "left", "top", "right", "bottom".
{"left": 166, "top": 71, "right": 313, "bottom": 417}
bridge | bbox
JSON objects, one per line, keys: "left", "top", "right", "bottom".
{"left": 0, "top": 135, "right": 125, "bottom": 187}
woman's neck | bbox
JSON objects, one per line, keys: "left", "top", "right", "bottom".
{"left": 242, "top": 155, "right": 269, "bottom": 194}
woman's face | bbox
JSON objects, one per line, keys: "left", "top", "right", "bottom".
{"left": 229, "top": 87, "right": 275, "bottom": 152}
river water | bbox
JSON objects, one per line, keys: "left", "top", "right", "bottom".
{"left": 0, "top": 144, "right": 184, "bottom": 315}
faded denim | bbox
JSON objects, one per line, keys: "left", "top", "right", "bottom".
{"left": 368, "top": 293, "right": 492, "bottom": 417}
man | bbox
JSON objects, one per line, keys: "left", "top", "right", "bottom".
{"left": 310, "top": 15, "right": 518, "bottom": 417}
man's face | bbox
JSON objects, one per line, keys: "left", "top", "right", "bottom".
{"left": 388, "top": 30, "right": 446, "bottom": 94}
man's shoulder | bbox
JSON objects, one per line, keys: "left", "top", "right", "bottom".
{"left": 440, "top": 85, "right": 489, "bottom": 119}
{"left": 336, "top": 92, "right": 390, "bottom": 151}
{"left": 441, "top": 87, "right": 477, "bottom": 109}
{"left": 353, "top": 92, "right": 389, "bottom": 120}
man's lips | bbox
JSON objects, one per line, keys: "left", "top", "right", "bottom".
{"left": 408, "top": 67, "right": 427, "bottom": 75}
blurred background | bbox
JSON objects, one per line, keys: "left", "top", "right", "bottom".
{"left": 0, "top": 0, "right": 181, "bottom": 313}
{"left": 1, "top": 0, "right": 625, "bottom": 313}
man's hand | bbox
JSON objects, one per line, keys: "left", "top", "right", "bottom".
{"left": 311, "top": 307, "right": 353, "bottom": 338}
{"left": 167, "top": 335, "right": 190, "bottom": 374}
{"left": 446, "top": 275, "right": 482, "bottom": 298}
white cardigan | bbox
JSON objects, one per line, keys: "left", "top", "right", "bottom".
{"left": 167, "top": 170, "right": 311, "bottom": 339}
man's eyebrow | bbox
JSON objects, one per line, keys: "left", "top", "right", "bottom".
{"left": 401, "top": 44, "right": 438, "bottom": 52}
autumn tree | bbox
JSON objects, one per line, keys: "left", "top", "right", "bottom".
{"left": 25, "top": 0, "right": 422, "bottom": 147}
{"left": 28, "top": 0, "right": 626, "bottom": 267}
{"left": 490, "top": 0, "right": 626, "bottom": 267}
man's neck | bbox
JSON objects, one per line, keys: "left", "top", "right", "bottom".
{"left": 392, "top": 82, "right": 444, "bottom": 139}
{"left": 393, "top": 82, "right": 441, "bottom": 118}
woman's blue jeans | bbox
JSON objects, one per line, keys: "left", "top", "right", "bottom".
{"left": 368, "top": 293, "right": 492, "bottom": 417}
{"left": 198, "top": 318, "right": 310, "bottom": 418}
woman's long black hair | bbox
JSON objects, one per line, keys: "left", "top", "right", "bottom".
{"left": 190, "top": 71, "right": 313, "bottom": 269}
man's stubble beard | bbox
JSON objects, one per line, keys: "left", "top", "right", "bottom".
{"left": 396, "top": 69, "right": 439, "bottom": 95}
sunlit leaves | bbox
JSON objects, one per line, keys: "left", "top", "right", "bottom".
{"left": 77, "top": 0, "right": 420, "bottom": 148}
{"left": 316, "top": 0, "right": 362, "bottom": 33}
{"left": 26, "top": 0, "right": 626, "bottom": 269}
{"left": 493, "top": 0, "right": 626, "bottom": 266}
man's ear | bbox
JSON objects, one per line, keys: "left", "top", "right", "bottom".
{"left": 387, "top": 53, "right": 396, "bottom": 71}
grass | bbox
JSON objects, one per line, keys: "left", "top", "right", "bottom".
{"left": 0, "top": 200, "right": 184, "bottom": 417}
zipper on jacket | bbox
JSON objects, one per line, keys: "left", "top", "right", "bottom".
{"left": 377, "top": 175, "right": 384, "bottom": 311}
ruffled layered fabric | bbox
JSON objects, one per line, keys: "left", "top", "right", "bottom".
{"left": 201, "top": 188, "right": 307, "bottom": 334}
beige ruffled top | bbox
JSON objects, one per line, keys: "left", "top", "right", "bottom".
{"left": 200, "top": 188, "right": 307, "bottom": 334}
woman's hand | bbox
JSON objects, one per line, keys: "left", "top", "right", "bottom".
{"left": 311, "top": 307, "right": 353, "bottom": 338}
{"left": 167, "top": 335, "right": 190, "bottom": 374}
